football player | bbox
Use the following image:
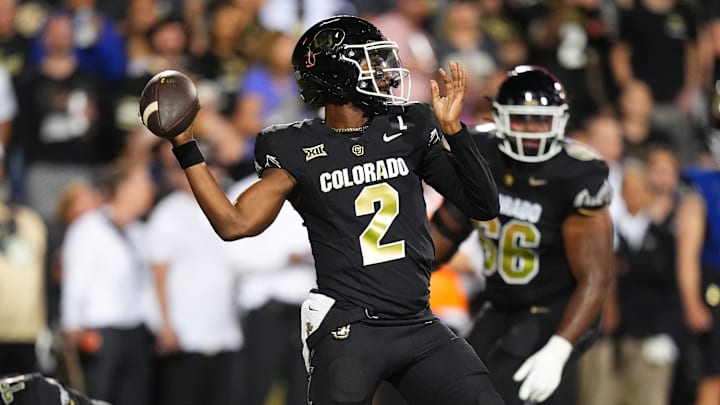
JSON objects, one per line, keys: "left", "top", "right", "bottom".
{"left": 150, "top": 15, "right": 503, "bottom": 405}
{"left": 431, "top": 66, "right": 613, "bottom": 405}
{"left": 0, "top": 373, "right": 110, "bottom": 405}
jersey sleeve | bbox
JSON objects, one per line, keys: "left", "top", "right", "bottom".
{"left": 410, "top": 104, "right": 499, "bottom": 221}
{"left": 253, "top": 126, "right": 302, "bottom": 181}
{"left": 565, "top": 158, "right": 611, "bottom": 216}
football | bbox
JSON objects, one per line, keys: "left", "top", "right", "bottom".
{"left": 139, "top": 70, "right": 200, "bottom": 138}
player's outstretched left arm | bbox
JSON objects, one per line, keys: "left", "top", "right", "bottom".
{"left": 513, "top": 208, "right": 613, "bottom": 402}
{"left": 169, "top": 130, "right": 296, "bottom": 240}
{"left": 426, "top": 61, "right": 499, "bottom": 220}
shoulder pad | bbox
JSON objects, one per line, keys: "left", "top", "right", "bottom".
{"left": 259, "top": 119, "right": 314, "bottom": 135}
{"left": 563, "top": 139, "right": 602, "bottom": 162}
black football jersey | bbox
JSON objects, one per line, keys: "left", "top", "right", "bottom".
{"left": 254, "top": 103, "right": 460, "bottom": 315}
{"left": 467, "top": 129, "right": 610, "bottom": 310}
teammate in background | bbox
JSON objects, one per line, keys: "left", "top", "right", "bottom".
{"left": 431, "top": 65, "right": 613, "bottom": 405}
{"left": 144, "top": 15, "right": 503, "bottom": 405}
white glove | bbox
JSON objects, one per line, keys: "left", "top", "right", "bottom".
{"left": 513, "top": 335, "right": 573, "bottom": 403}
{"left": 641, "top": 334, "right": 678, "bottom": 365}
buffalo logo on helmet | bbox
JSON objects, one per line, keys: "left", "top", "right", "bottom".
{"left": 304, "top": 28, "right": 345, "bottom": 68}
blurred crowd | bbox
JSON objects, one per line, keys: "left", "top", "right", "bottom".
{"left": 0, "top": 0, "right": 718, "bottom": 404}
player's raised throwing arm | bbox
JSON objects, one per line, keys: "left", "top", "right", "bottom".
{"left": 160, "top": 132, "right": 294, "bottom": 241}
{"left": 138, "top": 70, "right": 295, "bottom": 240}
{"left": 171, "top": 137, "right": 296, "bottom": 241}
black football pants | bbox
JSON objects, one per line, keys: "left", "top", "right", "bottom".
{"left": 466, "top": 304, "right": 583, "bottom": 405}
{"left": 307, "top": 318, "right": 504, "bottom": 405}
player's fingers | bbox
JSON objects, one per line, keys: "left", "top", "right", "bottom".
{"left": 446, "top": 60, "right": 454, "bottom": 78}
{"left": 527, "top": 380, "right": 542, "bottom": 402}
{"left": 439, "top": 66, "right": 450, "bottom": 85}
{"left": 536, "top": 388, "right": 552, "bottom": 403}
{"left": 513, "top": 358, "right": 532, "bottom": 382}
{"left": 455, "top": 63, "right": 466, "bottom": 105}
{"left": 430, "top": 79, "right": 440, "bottom": 103}
{"left": 518, "top": 379, "right": 531, "bottom": 401}
{"left": 447, "top": 63, "right": 458, "bottom": 97}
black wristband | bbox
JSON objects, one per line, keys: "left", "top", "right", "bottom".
{"left": 172, "top": 140, "right": 205, "bottom": 169}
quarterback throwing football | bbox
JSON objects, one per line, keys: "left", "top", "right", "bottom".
{"left": 144, "top": 15, "right": 504, "bottom": 405}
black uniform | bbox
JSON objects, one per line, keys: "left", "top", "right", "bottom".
{"left": 254, "top": 103, "right": 502, "bottom": 405}
{"left": 434, "top": 129, "right": 610, "bottom": 405}
{"left": 0, "top": 373, "right": 109, "bottom": 405}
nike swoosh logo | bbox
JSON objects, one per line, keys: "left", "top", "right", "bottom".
{"left": 383, "top": 132, "right": 403, "bottom": 142}
{"left": 528, "top": 177, "right": 547, "bottom": 186}
{"left": 308, "top": 306, "right": 319, "bottom": 312}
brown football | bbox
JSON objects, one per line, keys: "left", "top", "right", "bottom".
{"left": 139, "top": 70, "right": 200, "bottom": 138}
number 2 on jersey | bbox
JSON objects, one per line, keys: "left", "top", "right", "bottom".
{"left": 477, "top": 218, "right": 541, "bottom": 284}
{"left": 355, "top": 183, "right": 405, "bottom": 266}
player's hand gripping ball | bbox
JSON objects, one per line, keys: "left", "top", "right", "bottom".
{"left": 139, "top": 70, "right": 200, "bottom": 138}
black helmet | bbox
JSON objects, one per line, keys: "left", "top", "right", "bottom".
{"left": 291, "top": 15, "right": 411, "bottom": 115}
{"left": 493, "top": 65, "right": 570, "bottom": 162}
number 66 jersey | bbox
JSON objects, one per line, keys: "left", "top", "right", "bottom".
{"left": 434, "top": 128, "right": 611, "bottom": 311}
{"left": 253, "top": 103, "right": 497, "bottom": 317}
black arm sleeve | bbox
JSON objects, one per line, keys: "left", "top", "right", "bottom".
{"left": 430, "top": 199, "right": 475, "bottom": 263}
{"left": 420, "top": 125, "right": 499, "bottom": 220}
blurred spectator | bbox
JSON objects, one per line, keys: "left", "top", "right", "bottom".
{"left": 50, "top": 180, "right": 102, "bottom": 389}
{"left": 31, "top": 0, "right": 126, "bottom": 84}
{"left": 574, "top": 113, "right": 625, "bottom": 222}
{"left": 224, "top": 173, "right": 315, "bottom": 405}
{"left": 0, "top": 62, "right": 48, "bottom": 379}
{"left": 60, "top": 160, "right": 156, "bottom": 405}
{"left": 520, "top": 0, "right": 616, "bottom": 127}
{"left": 581, "top": 148, "right": 683, "bottom": 405}
{"left": 121, "top": 0, "right": 162, "bottom": 79}
{"left": 96, "top": 0, "right": 131, "bottom": 25}
{"left": 0, "top": 64, "right": 16, "bottom": 151}
{"left": 146, "top": 144, "right": 243, "bottom": 405}
{"left": 0, "top": 0, "right": 38, "bottom": 204}
{"left": 676, "top": 158, "right": 720, "bottom": 405}
{"left": 701, "top": 8, "right": 720, "bottom": 165}
{"left": 257, "top": 0, "right": 355, "bottom": 34}
{"left": 370, "top": 0, "right": 438, "bottom": 102}
{"left": 435, "top": 0, "right": 497, "bottom": 123}
{"left": 102, "top": 0, "right": 163, "bottom": 169}
{"left": 48, "top": 180, "right": 102, "bottom": 323}
{"left": 128, "top": 15, "right": 190, "bottom": 78}
{"left": 0, "top": 0, "right": 34, "bottom": 86}
{"left": 232, "top": 31, "right": 310, "bottom": 135}
{"left": 55, "top": 180, "right": 101, "bottom": 228}
{"left": 189, "top": 2, "right": 252, "bottom": 117}
{"left": 610, "top": 0, "right": 702, "bottom": 164}
{"left": 0, "top": 138, "right": 49, "bottom": 377}
{"left": 182, "top": 0, "right": 209, "bottom": 57}
{"left": 14, "top": 12, "right": 119, "bottom": 247}
{"left": 232, "top": 31, "right": 314, "bottom": 178}
{"left": 477, "top": 0, "right": 527, "bottom": 70}
{"left": 616, "top": 79, "right": 673, "bottom": 160}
